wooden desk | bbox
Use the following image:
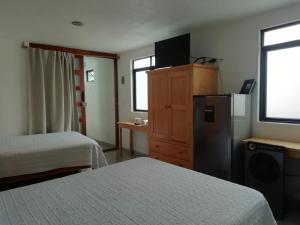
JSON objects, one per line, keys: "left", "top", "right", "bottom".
{"left": 243, "top": 137, "right": 300, "bottom": 159}
{"left": 118, "top": 122, "right": 148, "bottom": 156}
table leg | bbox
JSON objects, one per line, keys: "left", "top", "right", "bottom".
{"left": 130, "top": 129, "right": 134, "bottom": 155}
{"left": 119, "top": 126, "right": 123, "bottom": 157}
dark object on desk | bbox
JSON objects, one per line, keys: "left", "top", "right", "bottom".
{"left": 245, "top": 142, "right": 285, "bottom": 219}
{"left": 192, "top": 56, "right": 223, "bottom": 64}
{"left": 240, "top": 79, "right": 256, "bottom": 94}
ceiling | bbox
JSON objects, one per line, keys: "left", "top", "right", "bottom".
{"left": 0, "top": 0, "right": 298, "bottom": 53}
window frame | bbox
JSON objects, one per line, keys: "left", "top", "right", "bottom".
{"left": 260, "top": 21, "right": 300, "bottom": 124}
{"left": 132, "top": 55, "right": 155, "bottom": 112}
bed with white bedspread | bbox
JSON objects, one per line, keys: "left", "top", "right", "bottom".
{"left": 0, "top": 132, "right": 107, "bottom": 179}
{"left": 0, "top": 158, "right": 276, "bottom": 225}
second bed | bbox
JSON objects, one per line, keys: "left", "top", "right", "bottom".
{"left": 0, "top": 132, "right": 107, "bottom": 186}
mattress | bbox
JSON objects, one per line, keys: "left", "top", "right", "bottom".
{"left": 0, "top": 158, "right": 276, "bottom": 225}
{"left": 0, "top": 132, "right": 107, "bottom": 178}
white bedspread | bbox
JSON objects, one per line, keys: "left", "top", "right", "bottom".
{"left": 0, "top": 158, "right": 276, "bottom": 225}
{"left": 0, "top": 132, "right": 107, "bottom": 178}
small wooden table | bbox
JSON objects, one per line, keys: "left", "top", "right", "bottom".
{"left": 243, "top": 137, "right": 300, "bottom": 159}
{"left": 118, "top": 122, "right": 148, "bottom": 156}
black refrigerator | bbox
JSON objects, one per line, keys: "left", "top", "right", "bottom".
{"left": 193, "top": 94, "right": 251, "bottom": 184}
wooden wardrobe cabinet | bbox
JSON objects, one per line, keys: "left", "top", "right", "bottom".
{"left": 148, "top": 64, "right": 218, "bottom": 169}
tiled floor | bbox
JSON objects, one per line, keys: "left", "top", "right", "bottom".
{"left": 104, "top": 149, "right": 143, "bottom": 165}
{"left": 96, "top": 140, "right": 115, "bottom": 151}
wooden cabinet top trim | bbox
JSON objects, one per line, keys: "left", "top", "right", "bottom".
{"left": 148, "top": 64, "right": 218, "bottom": 74}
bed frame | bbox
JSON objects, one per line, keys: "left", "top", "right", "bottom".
{"left": 0, "top": 165, "right": 90, "bottom": 191}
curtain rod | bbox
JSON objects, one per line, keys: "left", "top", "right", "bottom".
{"left": 22, "top": 41, "right": 119, "bottom": 59}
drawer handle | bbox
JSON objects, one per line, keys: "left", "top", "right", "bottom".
{"left": 155, "top": 145, "right": 159, "bottom": 148}
{"left": 178, "top": 151, "right": 183, "bottom": 154}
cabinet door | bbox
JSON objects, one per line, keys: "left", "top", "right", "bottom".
{"left": 148, "top": 71, "right": 169, "bottom": 139}
{"left": 168, "top": 69, "right": 192, "bottom": 144}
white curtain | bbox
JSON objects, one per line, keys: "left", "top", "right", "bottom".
{"left": 28, "top": 48, "right": 79, "bottom": 134}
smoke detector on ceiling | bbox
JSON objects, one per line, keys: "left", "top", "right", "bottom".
{"left": 71, "top": 21, "right": 84, "bottom": 26}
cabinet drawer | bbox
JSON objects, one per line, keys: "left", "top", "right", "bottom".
{"left": 149, "top": 152, "right": 192, "bottom": 169}
{"left": 149, "top": 140, "right": 190, "bottom": 161}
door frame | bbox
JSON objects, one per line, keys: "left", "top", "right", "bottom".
{"left": 74, "top": 55, "right": 86, "bottom": 135}
{"left": 28, "top": 42, "right": 120, "bottom": 147}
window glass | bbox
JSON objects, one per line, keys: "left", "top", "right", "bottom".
{"left": 266, "top": 47, "right": 300, "bottom": 119}
{"left": 260, "top": 21, "right": 300, "bottom": 123}
{"left": 151, "top": 56, "right": 156, "bottom": 66}
{"left": 264, "top": 23, "right": 300, "bottom": 46}
{"left": 133, "top": 57, "right": 151, "bottom": 69}
{"left": 135, "top": 71, "right": 148, "bottom": 111}
{"left": 132, "top": 55, "right": 154, "bottom": 111}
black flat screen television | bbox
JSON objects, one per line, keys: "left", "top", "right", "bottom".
{"left": 155, "top": 33, "right": 190, "bottom": 69}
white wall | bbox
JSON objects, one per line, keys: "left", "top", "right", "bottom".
{"left": 0, "top": 38, "right": 28, "bottom": 136}
{"left": 118, "top": 3, "right": 300, "bottom": 152}
{"left": 118, "top": 45, "right": 154, "bottom": 154}
{"left": 84, "top": 57, "right": 115, "bottom": 145}
{"left": 191, "top": 3, "right": 300, "bottom": 142}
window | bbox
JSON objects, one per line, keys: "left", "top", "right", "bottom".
{"left": 260, "top": 21, "right": 300, "bottom": 124}
{"left": 132, "top": 56, "right": 155, "bottom": 112}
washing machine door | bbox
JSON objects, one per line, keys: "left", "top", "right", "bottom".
{"left": 249, "top": 152, "right": 281, "bottom": 183}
